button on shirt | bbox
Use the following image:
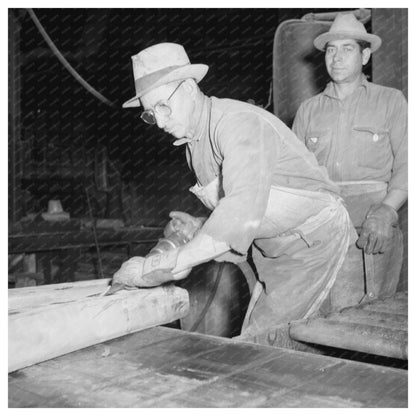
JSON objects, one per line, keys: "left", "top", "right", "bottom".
{"left": 183, "top": 96, "right": 340, "bottom": 254}
{"left": 292, "top": 77, "right": 408, "bottom": 193}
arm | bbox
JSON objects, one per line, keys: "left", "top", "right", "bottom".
{"left": 383, "top": 91, "right": 408, "bottom": 210}
{"left": 382, "top": 189, "right": 407, "bottom": 212}
{"left": 357, "top": 91, "right": 408, "bottom": 254}
{"left": 172, "top": 233, "right": 230, "bottom": 278}
{"left": 113, "top": 112, "right": 278, "bottom": 288}
{"left": 200, "top": 112, "right": 277, "bottom": 254}
{"left": 111, "top": 233, "right": 230, "bottom": 288}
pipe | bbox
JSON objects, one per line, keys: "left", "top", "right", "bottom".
{"left": 290, "top": 318, "right": 407, "bottom": 360}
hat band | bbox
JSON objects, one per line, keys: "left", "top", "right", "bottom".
{"left": 134, "top": 65, "right": 188, "bottom": 94}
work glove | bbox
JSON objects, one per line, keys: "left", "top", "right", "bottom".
{"left": 356, "top": 203, "right": 399, "bottom": 255}
{"left": 112, "top": 250, "right": 179, "bottom": 288}
{"left": 166, "top": 211, "right": 206, "bottom": 241}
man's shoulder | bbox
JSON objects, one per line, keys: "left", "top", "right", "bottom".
{"left": 210, "top": 96, "right": 272, "bottom": 122}
{"left": 366, "top": 81, "right": 406, "bottom": 100}
{"left": 209, "top": 96, "right": 290, "bottom": 136}
{"left": 211, "top": 97, "right": 256, "bottom": 112}
{"left": 297, "top": 91, "right": 326, "bottom": 111}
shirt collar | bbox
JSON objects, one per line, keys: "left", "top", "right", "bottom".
{"left": 323, "top": 74, "right": 369, "bottom": 99}
{"left": 173, "top": 95, "right": 209, "bottom": 146}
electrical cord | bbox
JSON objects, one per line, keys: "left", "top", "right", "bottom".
{"left": 26, "top": 8, "right": 115, "bottom": 108}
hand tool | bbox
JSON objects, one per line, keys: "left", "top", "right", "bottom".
{"left": 103, "top": 223, "right": 190, "bottom": 296}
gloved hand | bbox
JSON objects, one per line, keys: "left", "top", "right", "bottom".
{"left": 356, "top": 203, "right": 399, "bottom": 254}
{"left": 165, "top": 211, "right": 206, "bottom": 241}
{"left": 112, "top": 250, "right": 179, "bottom": 288}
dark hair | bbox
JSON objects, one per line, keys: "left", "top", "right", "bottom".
{"left": 356, "top": 40, "right": 372, "bottom": 52}
{"left": 324, "top": 39, "right": 371, "bottom": 53}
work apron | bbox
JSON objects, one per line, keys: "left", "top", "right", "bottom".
{"left": 191, "top": 177, "right": 354, "bottom": 346}
{"left": 328, "top": 180, "right": 403, "bottom": 310}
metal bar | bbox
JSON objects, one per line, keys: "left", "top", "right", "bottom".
{"left": 360, "top": 297, "right": 408, "bottom": 315}
{"left": 290, "top": 318, "right": 408, "bottom": 360}
{"left": 326, "top": 309, "right": 408, "bottom": 331}
{"left": 362, "top": 251, "right": 376, "bottom": 302}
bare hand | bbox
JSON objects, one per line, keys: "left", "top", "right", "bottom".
{"left": 356, "top": 203, "right": 398, "bottom": 254}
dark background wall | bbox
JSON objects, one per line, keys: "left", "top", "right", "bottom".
{"left": 372, "top": 9, "right": 408, "bottom": 290}
{"left": 9, "top": 8, "right": 408, "bottom": 290}
{"left": 10, "top": 8, "right": 328, "bottom": 226}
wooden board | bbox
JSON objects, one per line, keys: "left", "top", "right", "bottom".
{"left": 8, "top": 279, "right": 189, "bottom": 372}
{"left": 8, "top": 327, "right": 407, "bottom": 407}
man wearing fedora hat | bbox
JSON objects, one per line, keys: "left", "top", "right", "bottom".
{"left": 293, "top": 13, "right": 408, "bottom": 309}
{"left": 113, "top": 42, "right": 356, "bottom": 345}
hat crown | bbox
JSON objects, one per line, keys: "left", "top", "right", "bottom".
{"left": 131, "top": 43, "right": 190, "bottom": 81}
{"left": 329, "top": 13, "right": 367, "bottom": 35}
{"left": 122, "top": 42, "right": 208, "bottom": 108}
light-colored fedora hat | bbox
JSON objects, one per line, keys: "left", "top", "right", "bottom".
{"left": 122, "top": 42, "right": 209, "bottom": 108}
{"left": 314, "top": 13, "right": 382, "bottom": 52}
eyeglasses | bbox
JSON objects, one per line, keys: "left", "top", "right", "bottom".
{"left": 140, "top": 81, "right": 185, "bottom": 125}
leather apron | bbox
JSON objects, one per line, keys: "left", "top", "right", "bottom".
{"left": 190, "top": 177, "right": 354, "bottom": 344}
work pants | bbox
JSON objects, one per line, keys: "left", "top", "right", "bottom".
{"left": 327, "top": 182, "right": 403, "bottom": 311}
{"left": 327, "top": 227, "right": 403, "bottom": 311}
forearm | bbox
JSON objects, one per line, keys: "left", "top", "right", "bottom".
{"left": 381, "top": 189, "right": 408, "bottom": 212}
{"left": 172, "top": 233, "right": 230, "bottom": 278}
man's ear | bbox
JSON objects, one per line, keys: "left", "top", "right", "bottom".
{"left": 362, "top": 48, "right": 372, "bottom": 66}
{"left": 183, "top": 79, "right": 198, "bottom": 98}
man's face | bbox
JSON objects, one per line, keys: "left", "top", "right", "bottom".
{"left": 140, "top": 81, "right": 195, "bottom": 139}
{"left": 325, "top": 39, "right": 371, "bottom": 84}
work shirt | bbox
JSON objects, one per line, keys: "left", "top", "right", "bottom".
{"left": 292, "top": 76, "right": 408, "bottom": 193}
{"left": 183, "top": 95, "right": 340, "bottom": 254}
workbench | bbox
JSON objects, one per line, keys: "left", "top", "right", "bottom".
{"left": 9, "top": 226, "right": 162, "bottom": 253}
{"left": 9, "top": 224, "right": 162, "bottom": 286}
{"left": 8, "top": 326, "right": 407, "bottom": 407}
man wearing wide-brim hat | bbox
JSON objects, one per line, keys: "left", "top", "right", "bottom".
{"left": 113, "top": 42, "right": 356, "bottom": 346}
{"left": 293, "top": 13, "right": 408, "bottom": 309}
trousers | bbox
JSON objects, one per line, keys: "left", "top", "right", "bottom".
{"left": 326, "top": 181, "right": 403, "bottom": 311}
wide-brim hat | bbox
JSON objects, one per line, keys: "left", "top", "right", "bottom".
{"left": 122, "top": 43, "right": 209, "bottom": 108}
{"left": 314, "top": 13, "right": 382, "bottom": 52}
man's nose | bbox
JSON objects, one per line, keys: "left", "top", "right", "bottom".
{"left": 333, "top": 49, "right": 343, "bottom": 62}
{"left": 155, "top": 113, "right": 166, "bottom": 129}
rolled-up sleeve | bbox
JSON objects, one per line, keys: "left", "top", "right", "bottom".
{"left": 387, "top": 91, "right": 408, "bottom": 192}
{"left": 201, "top": 112, "right": 277, "bottom": 254}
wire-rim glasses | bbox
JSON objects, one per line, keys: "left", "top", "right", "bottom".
{"left": 140, "top": 80, "right": 185, "bottom": 125}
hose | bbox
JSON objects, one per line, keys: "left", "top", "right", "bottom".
{"left": 189, "top": 262, "right": 225, "bottom": 332}
{"left": 26, "top": 9, "right": 115, "bottom": 108}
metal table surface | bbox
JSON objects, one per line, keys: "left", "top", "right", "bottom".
{"left": 8, "top": 326, "right": 407, "bottom": 408}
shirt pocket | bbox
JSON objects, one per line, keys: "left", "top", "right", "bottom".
{"left": 352, "top": 126, "right": 391, "bottom": 170}
{"left": 305, "top": 129, "right": 331, "bottom": 165}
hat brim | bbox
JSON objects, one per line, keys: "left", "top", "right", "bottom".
{"left": 122, "top": 64, "right": 209, "bottom": 108}
{"left": 314, "top": 31, "right": 382, "bottom": 52}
